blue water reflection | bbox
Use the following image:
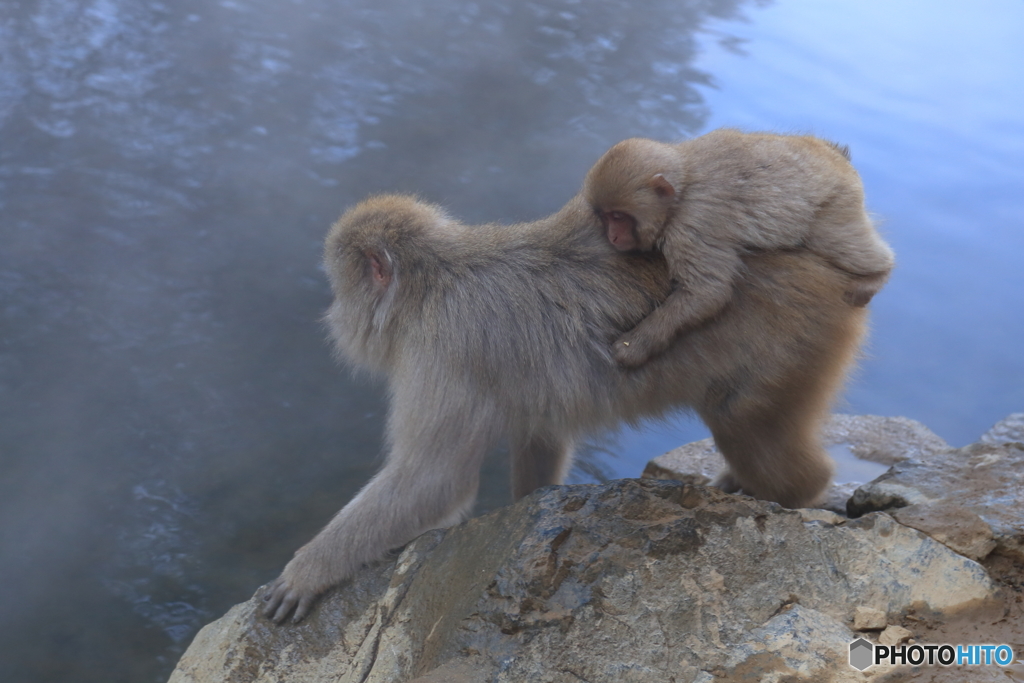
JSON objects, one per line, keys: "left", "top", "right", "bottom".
{"left": 608, "top": 0, "right": 1024, "bottom": 474}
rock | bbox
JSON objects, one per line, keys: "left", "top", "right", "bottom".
{"left": 169, "top": 479, "right": 999, "bottom": 683}
{"left": 853, "top": 606, "right": 887, "bottom": 631}
{"left": 877, "top": 624, "right": 912, "bottom": 646}
{"left": 888, "top": 502, "right": 997, "bottom": 561}
{"left": 822, "top": 414, "right": 951, "bottom": 464}
{"left": 641, "top": 437, "right": 721, "bottom": 486}
{"left": 848, "top": 440, "right": 1024, "bottom": 561}
{"left": 980, "top": 412, "right": 1024, "bottom": 445}
{"left": 642, "top": 414, "right": 950, "bottom": 515}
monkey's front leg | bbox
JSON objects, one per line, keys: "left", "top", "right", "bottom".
{"left": 615, "top": 241, "right": 739, "bottom": 367}
{"left": 614, "top": 280, "right": 733, "bottom": 367}
{"left": 613, "top": 319, "right": 666, "bottom": 367}
{"left": 264, "top": 403, "right": 492, "bottom": 623}
{"left": 263, "top": 465, "right": 481, "bottom": 623}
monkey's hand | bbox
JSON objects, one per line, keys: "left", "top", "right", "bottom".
{"left": 612, "top": 331, "right": 655, "bottom": 367}
{"left": 263, "top": 547, "right": 330, "bottom": 624}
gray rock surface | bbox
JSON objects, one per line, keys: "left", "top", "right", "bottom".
{"left": 981, "top": 412, "right": 1024, "bottom": 445}
{"left": 642, "top": 414, "right": 950, "bottom": 515}
{"left": 169, "top": 479, "right": 998, "bottom": 683}
{"left": 848, "top": 440, "right": 1024, "bottom": 562}
{"left": 820, "top": 414, "right": 952, "bottom": 463}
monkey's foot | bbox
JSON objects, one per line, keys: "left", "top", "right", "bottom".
{"left": 842, "top": 288, "right": 874, "bottom": 307}
{"left": 711, "top": 470, "right": 743, "bottom": 494}
{"left": 842, "top": 273, "right": 887, "bottom": 307}
{"left": 262, "top": 563, "right": 325, "bottom": 624}
{"left": 612, "top": 335, "right": 653, "bottom": 367}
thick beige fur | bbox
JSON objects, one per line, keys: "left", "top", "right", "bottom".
{"left": 584, "top": 129, "right": 893, "bottom": 366}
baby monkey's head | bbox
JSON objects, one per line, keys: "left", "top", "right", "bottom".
{"left": 583, "top": 137, "right": 682, "bottom": 252}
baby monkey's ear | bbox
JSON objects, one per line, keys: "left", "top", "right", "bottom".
{"left": 650, "top": 173, "right": 677, "bottom": 200}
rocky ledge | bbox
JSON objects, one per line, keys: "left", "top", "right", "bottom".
{"left": 169, "top": 415, "right": 1024, "bottom": 683}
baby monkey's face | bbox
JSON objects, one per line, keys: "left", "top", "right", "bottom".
{"left": 598, "top": 208, "right": 641, "bottom": 251}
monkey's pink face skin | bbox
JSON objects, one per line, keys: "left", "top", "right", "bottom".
{"left": 602, "top": 210, "right": 639, "bottom": 251}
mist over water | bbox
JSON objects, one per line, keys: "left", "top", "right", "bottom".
{"left": 0, "top": 0, "right": 1021, "bottom": 680}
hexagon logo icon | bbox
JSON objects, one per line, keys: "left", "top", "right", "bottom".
{"left": 849, "top": 638, "right": 874, "bottom": 670}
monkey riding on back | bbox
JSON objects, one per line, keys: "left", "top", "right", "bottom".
{"left": 261, "top": 180, "right": 876, "bottom": 623}
{"left": 584, "top": 129, "right": 894, "bottom": 368}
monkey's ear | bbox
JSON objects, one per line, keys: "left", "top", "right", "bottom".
{"left": 650, "top": 173, "right": 677, "bottom": 200}
{"left": 365, "top": 250, "right": 392, "bottom": 290}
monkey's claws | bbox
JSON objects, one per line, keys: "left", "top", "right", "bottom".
{"left": 263, "top": 577, "right": 317, "bottom": 624}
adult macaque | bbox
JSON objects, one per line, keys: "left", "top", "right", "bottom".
{"left": 262, "top": 193, "right": 867, "bottom": 623}
{"left": 584, "top": 129, "right": 894, "bottom": 367}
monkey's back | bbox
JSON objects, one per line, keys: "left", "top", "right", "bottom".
{"left": 327, "top": 194, "right": 865, "bottom": 441}
{"left": 437, "top": 214, "right": 865, "bottom": 435}
{"left": 420, "top": 199, "right": 675, "bottom": 434}
{"left": 680, "top": 129, "right": 865, "bottom": 250}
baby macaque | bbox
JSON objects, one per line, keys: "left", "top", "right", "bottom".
{"left": 584, "top": 129, "right": 894, "bottom": 367}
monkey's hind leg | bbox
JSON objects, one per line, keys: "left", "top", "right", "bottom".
{"left": 710, "top": 468, "right": 742, "bottom": 494}
{"left": 807, "top": 205, "right": 895, "bottom": 307}
{"left": 706, "top": 409, "right": 834, "bottom": 509}
{"left": 510, "top": 432, "right": 575, "bottom": 500}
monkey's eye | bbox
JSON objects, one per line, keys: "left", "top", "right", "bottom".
{"left": 604, "top": 211, "right": 636, "bottom": 232}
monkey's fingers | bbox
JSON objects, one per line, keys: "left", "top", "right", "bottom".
{"left": 272, "top": 594, "right": 299, "bottom": 624}
{"left": 291, "top": 595, "right": 316, "bottom": 623}
{"left": 262, "top": 582, "right": 283, "bottom": 617}
{"left": 263, "top": 580, "right": 299, "bottom": 623}
{"left": 613, "top": 339, "right": 649, "bottom": 368}
{"left": 265, "top": 583, "right": 318, "bottom": 623}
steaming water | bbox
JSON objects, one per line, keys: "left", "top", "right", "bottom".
{"left": 0, "top": 0, "right": 1021, "bottom": 680}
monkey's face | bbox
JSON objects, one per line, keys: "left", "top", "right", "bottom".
{"left": 598, "top": 209, "right": 640, "bottom": 251}
{"left": 584, "top": 137, "right": 681, "bottom": 253}
{"left": 596, "top": 191, "right": 669, "bottom": 252}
